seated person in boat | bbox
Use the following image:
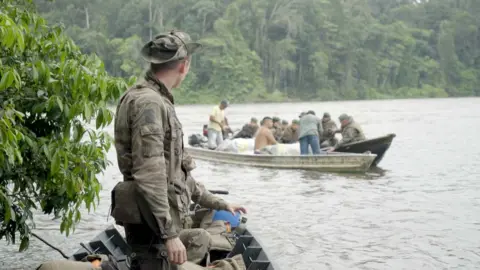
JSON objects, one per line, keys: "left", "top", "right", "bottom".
{"left": 320, "top": 112, "right": 338, "bottom": 147}
{"left": 271, "top": 117, "right": 283, "bottom": 141}
{"left": 208, "top": 100, "right": 229, "bottom": 149}
{"left": 332, "top": 113, "right": 365, "bottom": 149}
{"left": 298, "top": 110, "right": 323, "bottom": 155}
{"left": 254, "top": 116, "right": 278, "bottom": 154}
{"left": 281, "top": 119, "right": 289, "bottom": 131}
{"left": 232, "top": 117, "right": 259, "bottom": 139}
{"left": 280, "top": 119, "right": 300, "bottom": 144}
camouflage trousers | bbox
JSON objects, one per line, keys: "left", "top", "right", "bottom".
{"left": 124, "top": 223, "right": 211, "bottom": 270}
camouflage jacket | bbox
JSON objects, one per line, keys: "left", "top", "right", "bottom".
{"left": 337, "top": 120, "right": 365, "bottom": 147}
{"left": 280, "top": 126, "right": 299, "bottom": 143}
{"left": 272, "top": 127, "right": 284, "bottom": 141}
{"left": 114, "top": 77, "right": 228, "bottom": 239}
{"left": 233, "top": 124, "right": 258, "bottom": 139}
{"left": 321, "top": 119, "right": 338, "bottom": 140}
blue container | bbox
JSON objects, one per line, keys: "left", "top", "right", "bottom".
{"left": 212, "top": 210, "right": 242, "bottom": 228}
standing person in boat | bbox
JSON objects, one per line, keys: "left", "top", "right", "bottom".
{"left": 233, "top": 117, "right": 259, "bottom": 139}
{"left": 207, "top": 100, "right": 229, "bottom": 149}
{"left": 280, "top": 119, "right": 300, "bottom": 143}
{"left": 112, "top": 31, "right": 247, "bottom": 270}
{"left": 320, "top": 112, "right": 338, "bottom": 147}
{"left": 254, "top": 117, "right": 278, "bottom": 154}
{"left": 332, "top": 113, "right": 366, "bottom": 149}
{"left": 298, "top": 110, "right": 323, "bottom": 155}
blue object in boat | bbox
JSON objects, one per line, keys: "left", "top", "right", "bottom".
{"left": 212, "top": 210, "right": 241, "bottom": 228}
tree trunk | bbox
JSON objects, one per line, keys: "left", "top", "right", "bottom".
{"left": 84, "top": 6, "right": 90, "bottom": 29}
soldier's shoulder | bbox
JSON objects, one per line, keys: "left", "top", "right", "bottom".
{"left": 122, "top": 84, "right": 168, "bottom": 106}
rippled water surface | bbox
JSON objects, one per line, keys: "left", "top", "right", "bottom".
{"left": 2, "top": 98, "right": 480, "bottom": 270}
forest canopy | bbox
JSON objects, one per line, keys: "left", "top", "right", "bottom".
{"left": 37, "top": 0, "right": 480, "bottom": 104}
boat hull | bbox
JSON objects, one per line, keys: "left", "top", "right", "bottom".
{"left": 333, "top": 133, "right": 396, "bottom": 166}
{"left": 186, "top": 147, "right": 376, "bottom": 173}
{"left": 69, "top": 225, "right": 278, "bottom": 270}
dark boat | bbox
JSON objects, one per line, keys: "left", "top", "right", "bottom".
{"left": 69, "top": 226, "right": 276, "bottom": 270}
{"left": 68, "top": 193, "right": 278, "bottom": 270}
{"left": 333, "top": 133, "right": 396, "bottom": 166}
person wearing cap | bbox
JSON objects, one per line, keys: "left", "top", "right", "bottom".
{"left": 112, "top": 30, "right": 247, "bottom": 269}
{"left": 319, "top": 112, "right": 338, "bottom": 147}
{"left": 281, "top": 120, "right": 289, "bottom": 131}
{"left": 207, "top": 100, "right": 229, "bottom": 149}
{"left": 298, "top": 110, "right": 323, "bottom": 155}
{"left": 233, "top": 117, "right": 259, "bottom": 139}
{"left": 254, "top": 116, "right": 278, "bottom": 154}
{"left": 280, "top": 119, "right": 300, "bottom": 144}
{"left": 333, "top": 113, "right": 366, "bottom": 148}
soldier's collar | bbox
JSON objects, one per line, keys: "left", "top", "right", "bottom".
{"left": 144, "top": 70, "right": 175, "bottom": 104}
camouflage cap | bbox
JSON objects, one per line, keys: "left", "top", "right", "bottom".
{"left": 272, "top": 117, "right": 280, "bottom": 122}
{"left": 281, "top": 120, "right": 288, "bottom": 125}
{"left": 250, "top": 117, "right": 258, "bottom": 123}
{"left": 140, "top": 30, "right": 202, "bottom": 64}
{"left": 323, "top": 112, "right": 331, "bottom": 118}
{"left": 292, "top": 119, "right": 300, "bottom": 124}
{"left": 338, "top": 113, "right": 349, "bottom": 121}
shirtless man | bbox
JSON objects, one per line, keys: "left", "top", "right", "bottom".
{"left": 254, "top": 116, "right": 277, "bottom": 154}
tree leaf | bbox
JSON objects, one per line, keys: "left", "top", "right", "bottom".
{"left": 50, "top": 151, "right": 61, "bottom": 175}
{"left": 19, "top": 237, "right": 29, "bottom": 252}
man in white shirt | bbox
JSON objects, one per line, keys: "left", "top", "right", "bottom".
{"left": 207, "top": 100, "right": 229, "bottom": 149}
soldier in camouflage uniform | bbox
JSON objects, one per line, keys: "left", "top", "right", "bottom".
{"left": 280, "top": 119, "right": 299, "bottom": 143}
{"left": 335, "top": 113, "right": 366, "bottom": 147}
{"left": 320, "top": 112, "right": 338, "bottom": 147}
{"left": 112, "top": 30, "right": 247, "bottom": 270}
{"left": 232, "top": 117, "right": 258, "bottom": 139}
{"left": 271, "top": 117, "right": 283, "bottom": 141}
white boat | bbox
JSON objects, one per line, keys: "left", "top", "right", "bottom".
{"left": 186, "top": 146, "right": 376, "bottom": 173}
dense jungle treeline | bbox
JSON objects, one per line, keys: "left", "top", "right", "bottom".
{"left": 37, "top": 0, "right": 480, "bottom": 104}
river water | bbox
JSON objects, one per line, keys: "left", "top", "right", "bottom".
{"left": 1, "top": 98, "right": 480, "bottom": 270}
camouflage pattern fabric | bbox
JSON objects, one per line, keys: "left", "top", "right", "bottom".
{"left": 233, "top": 124, "right": 258, "bottom": 139}
{"left": 281, "top": 126, "right": 299, "bottom": 143}
{"left": 337, "top": 118, "right": 366, "bottom": 147}
{"left": 36, "top": 261, "right": 100, "bottom": 270}
{"left": 140, "top": 31, "right": 202, "bottom": 64}
{"left": 320, "top": 119, "right": 338, "bottom": 146}
{"left": 114, "top": 72, "right": 230, "bottom": 269}
{"left": 178, "top": 255, "right": 246, "bottom": 270}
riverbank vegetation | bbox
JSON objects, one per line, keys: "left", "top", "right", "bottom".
{"left": 0, "top": 0, "right": 128, "bottom": 250}
{"left": 36, "top": 0, "right": 480, "bottom": 104}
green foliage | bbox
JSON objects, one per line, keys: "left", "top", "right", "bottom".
{"left": 0, "top": 1, "right": 128, "bottom": 250}
{"left": 36, "top": 0, "right": 480, "bottom": 103}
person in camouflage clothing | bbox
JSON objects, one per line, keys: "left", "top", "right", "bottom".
{"left": 112, "top": 30, "right": 247, "bottom": 270}
{"left": 335, "top": 113, "right": 366, "bottom": 148}
{"left": 271, "top": 117, "right": 283, "bottom": 141}
{"left": 280, "top": 119, "right": 299, "bottom": 143}
{"left": 320, "top": 112, "right": 338, "bottom": 147}
{"left": 232, "top": 117, "right": 258, "bottom": 139}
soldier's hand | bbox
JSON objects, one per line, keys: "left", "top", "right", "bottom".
{"left": 226, "top": 204, "right": 247, "bottom": 215}
{"left": 166, "top": 237, "right": 187, "bottom": 265}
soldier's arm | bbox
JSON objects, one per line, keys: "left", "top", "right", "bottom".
{"left": 131, "top": 101, "right": 178, "bottom": 239}
{"left": 188, "top": 175, "right": 229, "bottom": 210}
{"left": 340, "top": 127, "right": 356, "bottom": 145}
